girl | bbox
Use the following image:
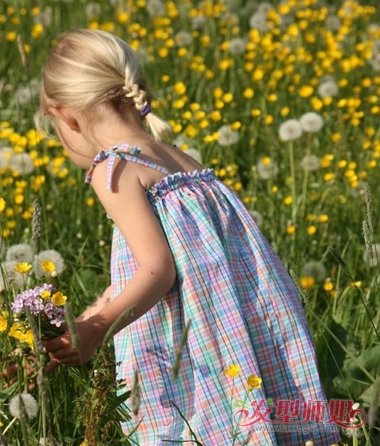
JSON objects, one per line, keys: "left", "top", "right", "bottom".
{"left": 38, "top": 29, "right": 341, "bottom": 446}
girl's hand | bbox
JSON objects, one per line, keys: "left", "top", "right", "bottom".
{"left": 42, "top": 318, "right": 105, "bottom": 371}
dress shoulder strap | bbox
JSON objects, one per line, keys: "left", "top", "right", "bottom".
{"left": 85, "top": 143, "right": 171, "bottom": 191}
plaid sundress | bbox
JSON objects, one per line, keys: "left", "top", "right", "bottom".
{"left": 86, "top": 144, "right": 341, "bottom": 446}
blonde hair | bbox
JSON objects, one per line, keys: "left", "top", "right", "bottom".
{"left": 35, "top": 28, "right": 171, "bottom": 141}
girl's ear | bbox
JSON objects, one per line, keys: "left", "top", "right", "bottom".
{"left": 48, "top": 106, "right": 80, "bottom": 132}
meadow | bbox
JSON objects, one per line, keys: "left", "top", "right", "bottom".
{"left": 0, "top": 0, "right": 379, "bottom": 444}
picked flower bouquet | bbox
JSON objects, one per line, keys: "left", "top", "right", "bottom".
{"left": 11, "top": 283, "right": 67, "bottom": 342}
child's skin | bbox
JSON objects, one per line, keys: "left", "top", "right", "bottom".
{"left": 42, "top": 102, "right": 203, "bottom": 371}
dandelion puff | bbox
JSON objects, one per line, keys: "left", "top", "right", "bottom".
{"left": 0, "top": 261, "right": 25, "bottom": 290}
{"left": 229, "top": 38, "right": 246, "bottom": 55}
{"left": 85, "top": 2, "right": 101, "bottom": 19}
{"left": 249, "top": 12, "right": 269, "bottom": 32}
{"left": 278, "top": 119, "right": 303, "bottom": 142}
{"left": 301, "top": 261, "right": 327, "bottom": 282}
{"left": 9, "top": 392, "right": 38, "bottom": 420}
{"left": 257, "top": 158, "right": 279, "bottom": 180}
{"left": 0, "top": 146, "right": 13, "bottom": 169}
{"left": 299, "top": 112, "right": 324, "bottom": 133}
{"left": 217, "top": 125, "right": 239, "bottom": 146}
{"left": 325, "top": 15, "right": 341, "bottom": 32}
{"left": 175, "top": 31, "right": 193, "bottom": 47}
{"left": 191, "top": 16, "right": 207, "bottom": 30}
{"left": 6, "top": 243, "right": 34, "bottom": 263}
{"left": 9, "top": 153, "right": 34, "bottom": 175}
{"left": 34, "top": 250, "right": 65, "bottom": 278}
{"left": 317, "top": 79, "right": 339, "bottom": 98}
{"left": 257, "top": 2, "right": 273, "bottom": 15}
{"left": 300, "top": 154, "right": 320, "bottom": 172}
{"left": 146, "top": 0, "right": 165, "bottom": 17}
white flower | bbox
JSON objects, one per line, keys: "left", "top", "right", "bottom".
{"left": 9, "top": 153, "right": 34, "bottom": 175}
{"left": 372, "top": 39, "right": 380, "bottom": 55}
{"left": 191, "top": 16, "right": 207, "bottom": 30}
{"left": 363, "top": 243, "right": 380, "bottom": 267}
{"left": 0, "top": 146, "right": 13, "bottom": 169}
{"left": 300, "top": 155, "right": 320, "bottom": 172}
{"left": 278, "top": 119, "right": 303, "bottom": 141}
{"left": 9, "top": 393, "right": 38, "bottom": 420}
{"left": 6, "top": 244, "right": 34, "bottom": 263}
{"left": 318, "top": 79, "right": 339, "bottom": 98}
{"left": 325, "top": 15, "right": 341, "bottom": 32}
{"left": 257, "top": 159, "right": 279, "bottom": 180}
{"left": 257, "top": 2, "right": 273, "bottom": 15}
{"left": 34, "top": 249, "right": 65, "bottom": 277}
{"left": 299, "top": 112, "right": 324, "bottom": 133}
{"left": 85, "top": 2, "right": 101, "bottom": 19}
{"left": 175, "top": 31, "right": 193, "bottom": 47}
{"left": 15, "top": 87, "right": 34, "bottom": 105}
{"left": 184, "top": 148, "right": 202, "bottom": 164}
{"left": 217, "top": 125, "right": 239, "bottom": 146}
{"left": 369, "top": 56, "right": 380, "bottom": 71}
{"left": 146, "top": 0, "right": 165, "bottom": 17}
{"left": 229, "top": 38, "right": 246, "bottom": 55}
{"left": 0, "top": 261, "right": 25, "bottom": 291}
{"left": 301, "top": 261, "right": 327, "bottom": 282}
{"left": 39, "top": 437, "right": 58, "bottom": 446}
{"left": 33, "top": 6, "right": 52, "bottom": 26}
{"left": 249, "top": 210, "right": 263, "bottom": 228}
{"left": 249, "top": 12, "right": 269, "bottom": 32}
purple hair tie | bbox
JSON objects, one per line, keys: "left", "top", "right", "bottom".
{"left": 140, "top": 103, "right": 151, "bottom": 118}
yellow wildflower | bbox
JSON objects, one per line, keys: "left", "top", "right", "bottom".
{"left": 0, "top": 314, "right": 7, "bottom": 332}
{"left": 247, "top": 374, "right": 262, "bottom": 391}
{"left": 0, "top": 198, "right": 5, "bottom": 212}
{"left": 40, "top": 290, "right": 51, "bottom": 300}
{"left": 52, "top": 292, "right": 67, "bottom": 306}
{"left": 224, "top": 364, "right": 241, "bottom": 378}
{"left": 15, "top": 262, "right": 32, "bottom": 274}
{"left": 40, "top": 260, "right": 56, "bottom": 274}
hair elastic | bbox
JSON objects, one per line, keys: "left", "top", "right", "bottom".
{"left": 140, "top": 102, "right": 151, "bottom": 118}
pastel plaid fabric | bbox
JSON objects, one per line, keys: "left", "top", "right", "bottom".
{"left": 86, "top": 145, "right": 341, "bottom": 446}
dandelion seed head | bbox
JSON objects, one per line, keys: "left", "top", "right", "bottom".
{"left": 217, "top": 125, "right": 239, "bottom": 146}
{"left": 318, "top": 79, "right": 339, "bottom": 98}
{"left": 175, "top": 31, "right": 193, "bottom": 47}
{"left": 6, "top": 243, "right": 34, "bottom": 263}
{"left": 278, "top": 119, "right": 303, "bottom": 142}
{"left": 299, "top": 112, "right": 324, "bottom": 133}
{"left": 34, "top": 250, "right": 65, "bottom": 278}
{"left": 9, "top": 153, "right": 34, "bottom": 175}
{"left": 0, "top": 261, "right": 25, "bottom": 290}
{"left": 301, "top": 261, "right": 327, "bottom": 282}
{"left": 229, "top": 38, "right": 246, "bottom": 55}
{"left": 257, "top": 159, "right": 279, "bottom": 180}
{"left": 249, "top": 12, "right": 269, "bottom": 32}
{"left": 325, "top": 15, "right": 341, "bottom": 32}
{"left": 0, "top": 146, "right": 13, "bottom": 169}
{"left": 146, "top": 0, "right": 165, "bottom": 18}
{"left": 300, "top": 155, "right": 320, "bottom": 172}
{"left": 9, "top": 393, "right": 38, "bottom": 420}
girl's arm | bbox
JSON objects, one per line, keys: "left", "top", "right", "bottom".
{"left": 76, "top": 285, "right": 113, "bottom": 322}
{"left": 43, "top": 160, "right": 177, "bottom": 366}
